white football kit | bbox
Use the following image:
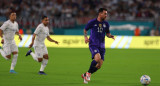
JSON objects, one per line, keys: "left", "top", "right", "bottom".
{"left": 33, "top": 23, "right": 49, "bottom": 58}
{"left": 0, "top": 20, "right": 19, "bottom": 55}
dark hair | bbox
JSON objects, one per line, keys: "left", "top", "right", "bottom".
{"left": 6, "top": 7, "right": 16, "bottom": 19}
{"left": 9, "top": 11, "right": 16, "bottom": 14}
{"left": 8, "top": 7, "right": 16, "bottom": 16}
{"left": 9, "top": 7, "right": 16, "bottom": 14}
{"left": 98, "top": 8, "right": 107, "bottom": 13}
{"left": 42, "top": 16, "right": 48, "bottom": 20}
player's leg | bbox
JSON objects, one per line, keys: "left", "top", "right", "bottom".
{"left": 82, "top": 46, "right": 101, "bottom": 82}
{"left": 82, "top": 53, "right": 100, "bottom": 82}
{"left": 0, "top": 45, "right": 11, "bottom": 60}
{"left": 85, "top": 53, "right": 101, "bottom": 81}
{"left": 88, "top": 53, "right": 101, "bottom": 74}
{"left": 39, "top": 46, "right": 48, "bottom": 75}
{"left": 96, "top": 48, "right": 105, "bottom": 69}
{"left": 10, "top": 52, "right": 18, "bottom": 73}
{"left": 26, "top": 49, "right": 38, "bottom": 61}
{"left": 96, "top": 59, "right": 103, "bottom": 69}
{"left": 34, "top": 46, "right": 44, "bottom": 62}
{"left": 10, "top": 44, "right": 19, "bottom": 73}
{"left": 88, "top": 46, "right": 102, "bottom": 74}
{"left": 39, "top": 54, "right": 48, "bottom": 75}
{"left": 81, "top": 73, "right": 89, "bottom": 84}
{"left": 26, "top": 46, "right": 42, "bottom": 62}
{"left": 32, "top": 47, "right": 44, "bottom": 74}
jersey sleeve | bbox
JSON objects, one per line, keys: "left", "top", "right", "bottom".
{"left": 16, "top": 22, "right": 19, "bottom": 32}
{"left": 47, "top": 30, "right": 50, "bottom": 36}
{"left": 105, "top": 22, "right": 110, "bottom": 34}
{"left": 0, "top": 22, "right": 8, "bottom": 31}
{"left": 85, "top": 21, "right": 93, "bottom": 31}
{"left": 34, "top": 25, "right": 41, "bottom": 34}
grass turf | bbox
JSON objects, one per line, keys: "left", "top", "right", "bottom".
{"left": 0, "top": 48, "right": 160, "bottom": 86}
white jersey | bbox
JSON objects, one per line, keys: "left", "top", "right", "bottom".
{"left": 34, "top": 23, "right": 49, "bottom": 46}
{"left": 0, "top": 20, "right": 19, "bottom": 44}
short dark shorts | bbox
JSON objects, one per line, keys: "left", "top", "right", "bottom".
{"left": 89, "top": 46, "right": 105, "bottom": 61}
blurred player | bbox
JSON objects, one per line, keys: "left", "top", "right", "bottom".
{"left": 25, "top": 16, "right": 59, "bottom": 75}
{"left": 81, "top": 8, "right": 115, "bottom": 83}
{"left": 0, "top": 11, "right": 22, "bottom": 73}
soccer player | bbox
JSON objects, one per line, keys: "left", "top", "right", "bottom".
{"left": 81, "top": 8, "right": 115, "bottom": 84}
{"left": 0, "top": 11, "right": 22, "bottom": 73}
{"left": 25, "top": 16, "right": 59, "bottom": 75}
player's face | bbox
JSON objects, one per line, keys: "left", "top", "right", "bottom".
{"left": 42, "top": 18, "right": 49, "bottom": 26}
{"left": 100, "top": 10, "right": 107, "bottom": 21}
{"left": 9, "top": 13, "right": 16, "bottom": 21}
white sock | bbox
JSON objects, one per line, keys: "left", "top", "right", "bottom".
{"left": 30, "top": 52, "right": 38, "bottom": 62}
{"left": 0, "top": 49, "right": 8, "bottom": 60}
{"left": 40, "top": 59, "right": 48, "bottom": 71}
{"left": 10, "top": 54, "right": 18, "bottom": 70}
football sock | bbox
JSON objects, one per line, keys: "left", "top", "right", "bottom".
{"left": 10, "top": 54, "right": 18, "bottom": 70}
{"left": 30, "top": 52, "right": 38, "bottom": 62}
{"left": 0, "top": 49, "right": 8, "bottom": 60}
{"left": 84, "top": 73, "right": 86, "bottom": 76}
{"left": 40, "top": 58, "right": 48, "bottom": 71}
{"left": 92, "top": 66, "right": 98, "bottom": 74}
{"left": 88, "top": 60, "right": 98, "bottom": 74}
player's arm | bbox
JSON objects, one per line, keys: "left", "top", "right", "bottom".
{"left": 15, "top": 23, "right": 22, "bottom": 41}
{"left": 15, "top": 32, "right": 22, "bottom": 41}
{"left": 84, "top": 20, "right": 92, "bottom": 44}
{"left": 0, "top": 29, "right": 3, "bottom": 38}
{"left": 0, "top": 22, "right": 6, "bottom": 38}
{"left": 0, "top": 29, "right": 4, "bottom": 44}
{"left": 106, "top": 23, "right": 115, "bottom": 40}
{"left": 29, "top": 34, "right": 36, "bottom": 48}
{"left": 84, "top": 29, "right": 90, "bottom": 44}
{"left": 106, "top": 33, "right": 115, "bottom": 40}
{"left": 0, "top": 22, "right": 8, "bottom": 44}
{"left": 47, "top": 36, "right": 59, "bottom": 44}
{"left": 29, "top": 25, "right": 41, "bottom": 48}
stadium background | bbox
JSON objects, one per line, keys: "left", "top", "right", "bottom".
{"left": 0, "top": 0, "right": 160, "bottom": 86}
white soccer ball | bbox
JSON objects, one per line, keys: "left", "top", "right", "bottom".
{"left": 140, "top": 75, "right": 151, "bottom": 85}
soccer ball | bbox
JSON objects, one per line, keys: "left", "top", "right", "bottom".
{"left": 140, "top": 75, "right": 151, "bottom": 85}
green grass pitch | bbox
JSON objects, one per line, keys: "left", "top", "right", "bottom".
{"left": 0, "top": 48, "right": 160, "bottom": 86}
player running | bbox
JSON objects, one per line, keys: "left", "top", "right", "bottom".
{"left": 0, "top": 11, "right": 22, "bottom": 73}
{"left": 25, "top": 16, "right": 59, "bottom": 75}
{"left": 81, "top": 8, "right": 115, "bottom": 84}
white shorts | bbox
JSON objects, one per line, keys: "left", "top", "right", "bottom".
{"left": 34, "top": 46, "right": 48, "bottom": 58}
{"left": 3, "top": 43, "right": 18, "bottom": 55}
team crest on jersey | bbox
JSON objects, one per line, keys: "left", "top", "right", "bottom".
{"left": 94, "top": 24, "right": 97, "bottom": 26}
{"left": 103, "top": 24, "right": 106, "bottom": 28}
{"left": 99, "top": 24, "right": 102, "bottom": 28}
{"left": 94, "top": 50, "right": 97, "bottom": 52}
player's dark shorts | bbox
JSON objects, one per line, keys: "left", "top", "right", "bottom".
{"left": 89, "top": 45, "right": 105, "bottom": 61}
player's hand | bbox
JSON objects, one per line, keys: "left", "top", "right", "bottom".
{"left": 111, "top": 35, "right": 115, "bottom": 40}
{"left": 19, "top": 35, "right": 22, "bottom": 41}
{"left": 54, "top": 41, "right": 59, "bottom": 44}
{"left": 1, "top": 39, "right": 4, "bottom": 44}
{"left": 85, "top": 36, "right": 90, "bottom": 44}
{"left": 29, "top": 43, "right": 33, "bottom": 48}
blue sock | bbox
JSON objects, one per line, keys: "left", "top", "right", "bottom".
{"left": 88, "top": 60, "right": 98, "bottom": 74}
